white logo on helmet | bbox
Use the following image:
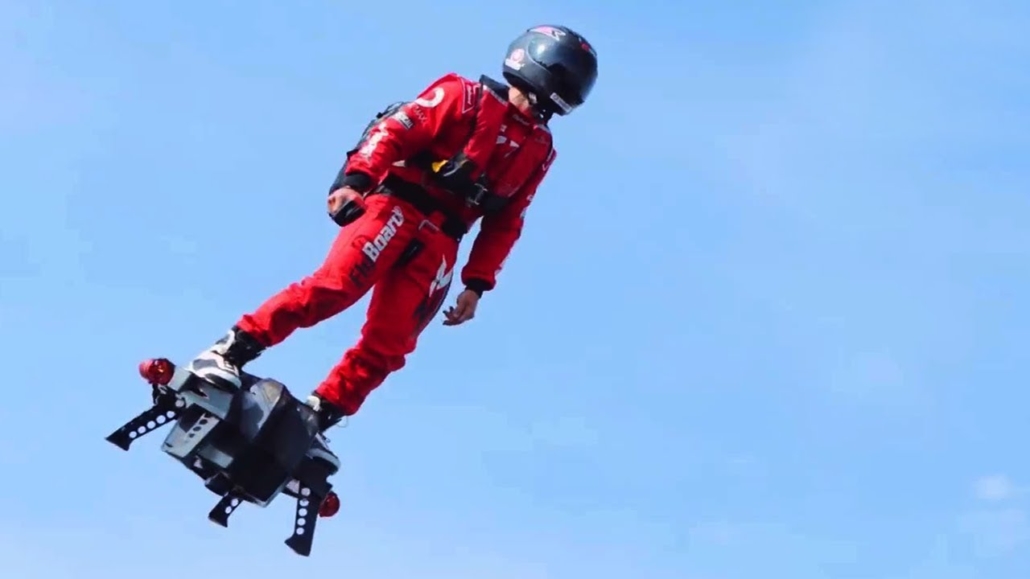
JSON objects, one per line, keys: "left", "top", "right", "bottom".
{"left": 504, "top": 48, "right": 525, "bottom": 70}
{"left": 549, "top": 93, "right": 573, "bottom": 114}
{"left": 530, "top": 26, "right": 566, "bottom": 40}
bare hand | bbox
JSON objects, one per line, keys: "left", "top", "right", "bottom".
{"left": 327, "top": 186, "right": 367, "bottom": 226}
{"left": 443, "top": 290, "right": 480, "bottom": 326}
{"left": 328, "top": 186, "right": 363, "bottom": 214}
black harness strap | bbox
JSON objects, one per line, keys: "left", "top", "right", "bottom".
{"left": 374, "top": 174, "right": 468, "bottom": 241}
{"left": 405, "top": 75, "right": 515, "bottom": 215}
{"left": 334, "top": 76, "right": 545, "bottom": 238}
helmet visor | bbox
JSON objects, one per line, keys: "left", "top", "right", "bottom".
{"left": 526, "top": 36, "right": 597, "bottom": 108}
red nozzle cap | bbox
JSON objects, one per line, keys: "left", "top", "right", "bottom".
{"left": 319, "top": 492, "right": 340, "bottom": 518}
{"left": 139, "top": 358, "right": 175, "bottom": 386}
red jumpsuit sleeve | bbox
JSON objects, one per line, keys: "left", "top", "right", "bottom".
{"left": 461, "top": 148, "right": 557, "bottom": 293}
{"left": 342, "top": 73, "right": 469, "bottom": 188}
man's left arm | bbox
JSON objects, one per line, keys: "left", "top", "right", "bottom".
{"left": 460, "top": 148, "right": 557, "bottom": 296}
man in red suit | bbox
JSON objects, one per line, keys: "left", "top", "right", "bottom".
{"left": 186, "top": 24, "right": 599, "bottom": 431}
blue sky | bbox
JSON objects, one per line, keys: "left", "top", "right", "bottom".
{"left": 2, "top": 0, "right": 1029, "bottom": 577}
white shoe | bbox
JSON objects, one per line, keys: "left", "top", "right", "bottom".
{"left": 187, "top": 329, "right": 246, "bottom": 389}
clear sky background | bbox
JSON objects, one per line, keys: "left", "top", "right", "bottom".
{"left": 2, "top": 0, "right": 1028, "bottom": 577}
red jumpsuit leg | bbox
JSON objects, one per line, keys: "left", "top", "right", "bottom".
{"left": 235, "top": 195, "right": 420, "bottom": 347}
{"left": 314, "top": 225, "right": 460, "bottom": 415}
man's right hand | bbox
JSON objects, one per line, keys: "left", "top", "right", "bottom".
{"left": 327, "top": 187, "right": 367, "bottom": 227}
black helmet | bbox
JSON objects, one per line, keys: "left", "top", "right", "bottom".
{"left": 502, "top": 25, "right": 598, "bottom": 118}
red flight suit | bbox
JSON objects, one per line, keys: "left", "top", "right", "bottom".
{"left": 234, "top": 72, "right": 557, "bottom": 415}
